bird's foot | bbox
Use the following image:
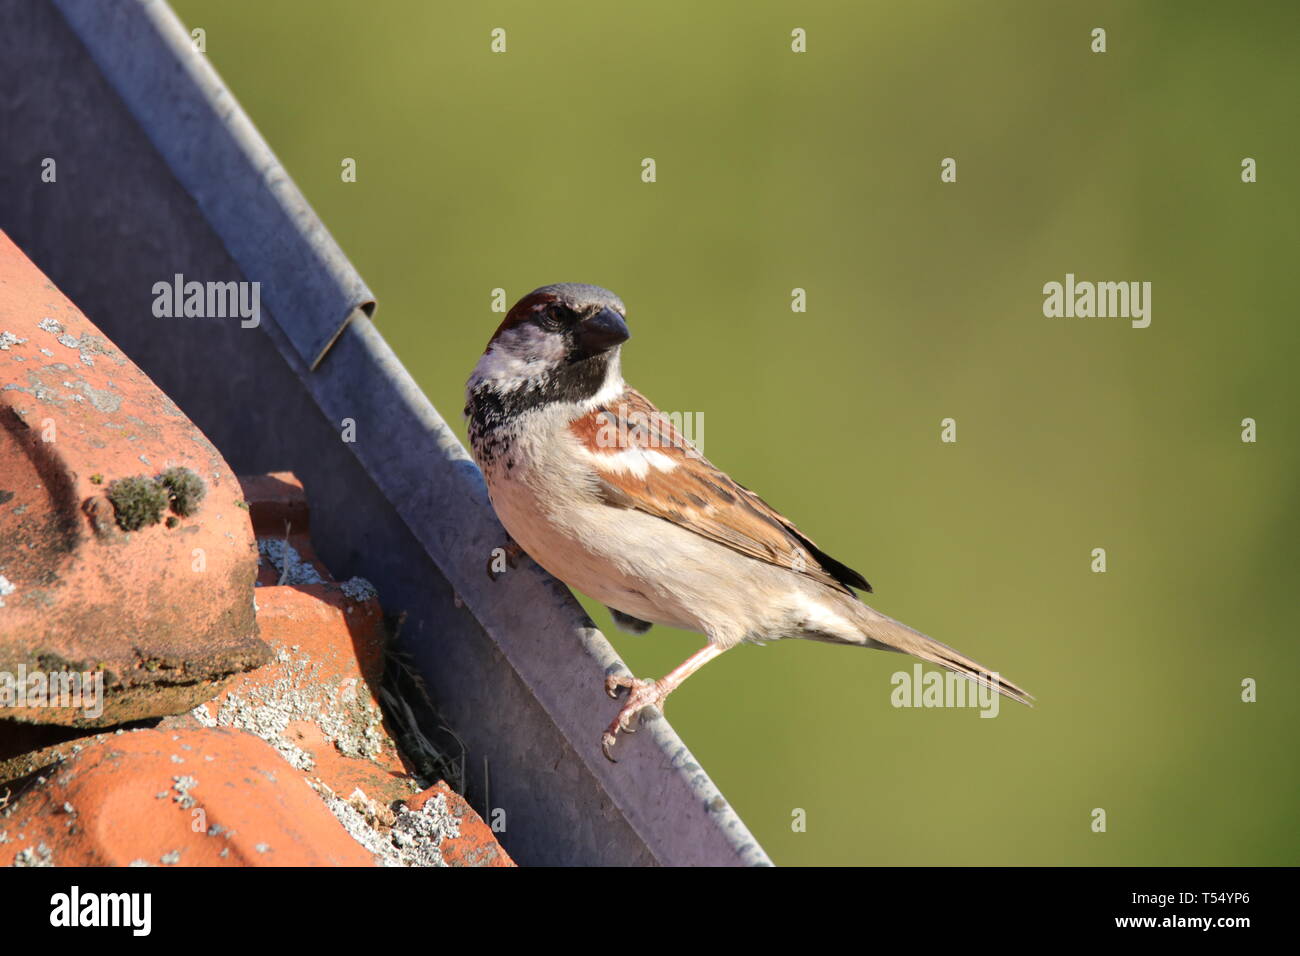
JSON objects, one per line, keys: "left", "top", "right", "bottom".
{"left": 601, "top": 675, "right": 668, "bottom": 761}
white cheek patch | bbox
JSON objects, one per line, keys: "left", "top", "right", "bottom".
{"left": 471, "top": 325, "right": 569, "bottom": 391}
{"left": 586, "top": 356, "right": 625, "bottom": 408}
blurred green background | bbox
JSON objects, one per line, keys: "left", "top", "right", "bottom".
{"left": 171, "top": 0, "right": 1300, "bottom": 865}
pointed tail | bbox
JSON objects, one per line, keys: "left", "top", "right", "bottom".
{"left": 849, "top": 601, "right": 1034, "bottom": 706}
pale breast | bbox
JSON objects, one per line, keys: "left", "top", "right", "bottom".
{"left": 473, "top": 405, "right": 792, "bottom": 643}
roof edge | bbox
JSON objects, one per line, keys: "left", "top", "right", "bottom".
{"left": 53, "top": 0, "right": 375, "bottom": 369}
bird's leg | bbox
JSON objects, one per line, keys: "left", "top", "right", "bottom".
{"left": 602, "top": 644, "right": 727, "bottom": 761}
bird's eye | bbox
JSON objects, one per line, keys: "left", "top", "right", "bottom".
{"left": 540, "top": 305, "right": 568, "bottom": 330}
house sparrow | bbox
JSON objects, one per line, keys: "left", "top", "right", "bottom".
{"left": 466, "top": 283, "right": 1031, "bottom": 760}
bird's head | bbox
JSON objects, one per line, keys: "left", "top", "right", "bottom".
{"left": 467, "top": 283, "right": 630, "bottom": 417}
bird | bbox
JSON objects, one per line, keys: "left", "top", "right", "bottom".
{"left": 465, "top": 283, "right": 1032, "bottom": 760}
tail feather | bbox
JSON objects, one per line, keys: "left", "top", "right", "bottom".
{"left": 849, "top": 602, "right": 1034, "bottom": 706}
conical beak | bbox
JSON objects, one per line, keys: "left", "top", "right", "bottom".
{"left": 574, "top": 306, "right": 630, "bottom": 356}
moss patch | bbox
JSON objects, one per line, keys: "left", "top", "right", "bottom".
{"left": 103, "top": 468, "right": 207, "bottom": 531}
{"left": 106, "top": 476, "right": 168, "bottom": 531}
{"left": 158, "top": 466, "right": 206, "bottom": 517}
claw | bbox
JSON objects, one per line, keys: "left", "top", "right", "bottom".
{"left": 605, "top": 673, "right": 632, "bottom": 699}
{"left": 598, "top": 645, "right": 726, "bottom": 765}
{"left": 600, "top": 677, "right": 667, "bottom": 760}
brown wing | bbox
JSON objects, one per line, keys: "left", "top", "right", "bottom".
{"left": 569, "top": 388, "right": 871, "bottom": 595}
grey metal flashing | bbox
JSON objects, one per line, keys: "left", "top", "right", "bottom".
{"left": 53, "top": 0, "right": 374, "bottom": 370}
{"left": 0, "top": 0, "right": 772, "bottom": 865}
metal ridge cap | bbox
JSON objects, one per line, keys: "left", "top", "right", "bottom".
{"left": 52, "top": 0, "right": 374, "bottom": 370}
{"left": 264, "top": 308, "right": 773, "bottom": 866}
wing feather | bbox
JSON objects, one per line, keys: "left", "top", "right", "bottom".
{"left": 569, "top": 388, "right": 871, "bottom": 595}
